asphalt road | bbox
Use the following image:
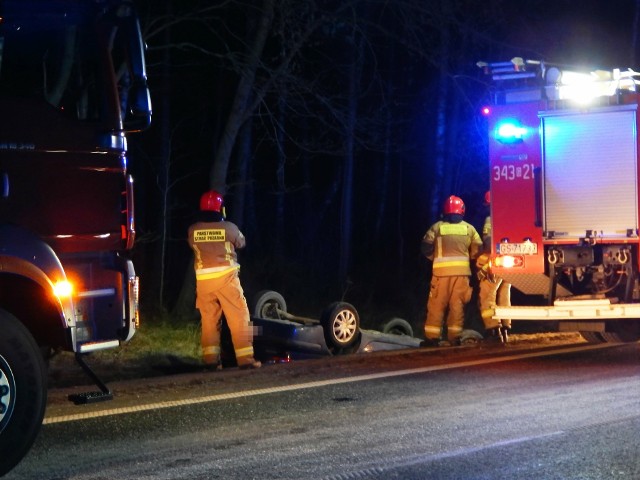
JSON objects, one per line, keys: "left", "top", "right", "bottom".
{"left": 5, "top": 338, "right": 640, "bottom": 479}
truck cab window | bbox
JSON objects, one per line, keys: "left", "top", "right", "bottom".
{"left": 0, "top": 23, "right": 101, "bottom": 122}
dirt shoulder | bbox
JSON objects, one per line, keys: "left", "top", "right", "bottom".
{"left": 46, "top": 332, "right": 585, "bottom": 390}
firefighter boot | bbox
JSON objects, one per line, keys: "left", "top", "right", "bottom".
{"left": 420, "top": 338, "right": 441, "bottom": 348}
{"left": 239, "top": 360, "right": 262, "bottom": 369}
{"left": 203, "top": 352, "right": 222, "bottom": 371}
{"left": 499, "top": 326, "right": 510, "bottom": 344}
{"left": 483, "top": 327, "right": 503, "bottom": 345}
{"left": 204, "top": 363, "right": 223, "bottom": 371}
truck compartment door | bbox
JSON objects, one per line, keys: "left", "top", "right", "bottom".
{"left": 542, "top": 108, "right": 638, "bottom": 240}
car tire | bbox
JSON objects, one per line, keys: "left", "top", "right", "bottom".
{"left": 381, "top": 318, "right": 414, "bottom": 337}
{"left": 321, "top": 302, "right": 360, "bottom": 351}
{"left": 0, "top": 309, "right": 47, "bottom": 476}
{"left": 252, "top": 290, "right": 287, "bottom": 320}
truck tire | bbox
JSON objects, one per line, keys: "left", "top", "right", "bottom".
{"left": 321, "top": 302, "right": 360, "bottom": 351}
{"left": 252, "top": 290, "right": 287, "bottom": 320}
{"left": 600, "top": 332, "right": 638, "bottom": 343}
{"left": 0, "top": 309, "right": 47, "bottom": 477}
{"left": 579, "top": 332, "right": 605, "bottom": 343}
{"left": 600, "top": 322, "right": 640, "bottom": 343}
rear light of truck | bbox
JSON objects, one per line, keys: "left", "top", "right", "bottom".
{"left": 494, "top": 255, "right": 524, "bottom": 268}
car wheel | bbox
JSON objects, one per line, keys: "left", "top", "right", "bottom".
{"left": 0, "top": 309, "right": 47, "bottom": 476}
{"left": 321, "top": 302, "right": 360, "bottom": 351}
{"left": 252, "top": 290, "right": 287, "bottom": 319}
{"left": 381, "top": 318, "right": 414, "bottom": 337}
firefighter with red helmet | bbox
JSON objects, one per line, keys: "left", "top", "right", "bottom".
{"left": 476, "top": 191, "right": 512, "bottom": 342}
{"left": 421, "top": 195, "right": 483, "bottom": 346}
{"left": 187, "top": 191, "right": 261, "bottom": 369}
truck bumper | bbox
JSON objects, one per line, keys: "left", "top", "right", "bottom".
{"left": 493, "top": 298, "right": 640, "bottom": 321}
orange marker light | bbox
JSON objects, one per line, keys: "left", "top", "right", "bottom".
{"left": 53, "top": 280, "right": 73, "bottom": 298}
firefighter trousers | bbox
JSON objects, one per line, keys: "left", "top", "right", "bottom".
{"left": 478, "top": 276, "right": 512, "bottom": 330}
{"left": 424, "top": 275, "right": 472, "bottom": 342}
{"left": 195, "top": 270, "right": 256, "bottom": 367}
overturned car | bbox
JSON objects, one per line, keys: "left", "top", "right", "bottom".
{"left": 250, "top": 290, "right": 421, "bottom": 362}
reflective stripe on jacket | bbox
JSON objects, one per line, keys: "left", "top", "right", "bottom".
{"left": 422, "top": 220, "right": 482, "bottom": 277}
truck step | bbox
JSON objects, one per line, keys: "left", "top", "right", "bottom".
{"left": 68, "top": 390, "right": 114, "bottom": 405}
{"left": 68, "top": 352, "right": 113, "bottom": 405}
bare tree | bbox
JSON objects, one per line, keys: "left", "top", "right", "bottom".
{"left": 137, "top": 0, "right": 514, "bottom": 314}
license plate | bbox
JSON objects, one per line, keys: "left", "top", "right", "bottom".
{"left": 498, "top": 242, "right": 538, "bottom": 255}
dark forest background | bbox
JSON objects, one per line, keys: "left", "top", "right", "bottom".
{"left": 128, "top": 0, "right": 640, "bottom": 333}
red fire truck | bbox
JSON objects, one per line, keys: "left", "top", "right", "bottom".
{"left": 0, "top": 0, "right": 151, "bottom": 475}
{"left": 480, "top": 57, "right": 640, "bottom": 344}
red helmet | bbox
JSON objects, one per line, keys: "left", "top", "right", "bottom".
{"left": 443, "top": 195, "right": 465, "bottom": 216}
{"left": 200, "top": 190, "right": 224, "bottom": 212}
{"left": 484, "top": 191, "right": 491, "bottom": 206}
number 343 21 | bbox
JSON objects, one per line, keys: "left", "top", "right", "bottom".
{"left": 492, "top": 163, "right": 535, "bottom": 181}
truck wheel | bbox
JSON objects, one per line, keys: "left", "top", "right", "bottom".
{"left": 252, "top": 290, "right": 287, "bottom": 320}
{"left": 600, "top": 332, "right": 639, "bottom": 343}
{"left": 579, "top": 332, "right": 605, "bottom": 343}
{"left": 0, "top": 309, "right": 47, "bottom": 476}
{"left": 600, "top": 322, "right": 640, "bottom": 343}
{"left": 381, "top": 318, "right": 414, "bottom": 337}
{"left": 321, "top": 302, "right": 360, "bottom": 351}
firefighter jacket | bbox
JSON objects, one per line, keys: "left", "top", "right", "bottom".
{"left": 422, "top": 220, "right": 482, "bottom": 277}
{"left": 482, "top": 215, "right": 492, "bottom": 252}
{"left": 187, "top": 220, "right": 245, "bottom": 280}
{"left": 476, "top": 215, "right": 493, "bottom": 280}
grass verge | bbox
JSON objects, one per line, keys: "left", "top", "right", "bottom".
{"left": 48, "top": 321, "right": 202, "bottom": 388}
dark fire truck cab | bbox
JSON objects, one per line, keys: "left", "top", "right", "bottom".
{"left": 480, "top": 57, "right": 640, "bottom": 344}
{"left": 0, "top": 0, "right": 151, "bottom": 475}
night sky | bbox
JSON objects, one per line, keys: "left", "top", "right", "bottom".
{"left": 493, "top": 1, "right": 638, "bottom": 67}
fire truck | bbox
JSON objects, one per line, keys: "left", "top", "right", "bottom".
{"left": 0, "top": 0, "right": 151, "bottom": 475}
{"left": 479, "top": 57, "right": 640, "bottom": 344}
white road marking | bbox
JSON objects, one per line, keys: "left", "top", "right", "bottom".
{"left": 43, "top": 343, "right": 616, "bottom": 425}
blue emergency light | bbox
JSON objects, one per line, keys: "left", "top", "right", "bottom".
{"left": 495, "top": 120, "right": 527, "bottom": 143}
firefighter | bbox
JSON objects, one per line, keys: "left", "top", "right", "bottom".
{"left": 187, "top": 190, "right": 261, "bottom": 369}
{"left": 476, "top": 191, "right": 512, "bottom": 342}
{"left": 421, "top": 195, "right": 483, "bottom": 346}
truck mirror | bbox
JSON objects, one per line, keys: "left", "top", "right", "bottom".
{"left": 123, "top": 81, "right": 152, "bottom": 132}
